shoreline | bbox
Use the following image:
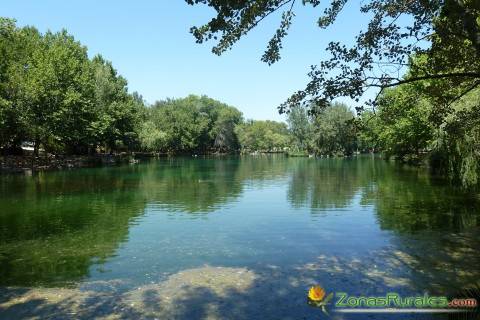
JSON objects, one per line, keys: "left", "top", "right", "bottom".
{"left": 0, "top": 154, "right": 139, "bottom": 174}
{"left": 0, "top": 152, "right": 284, "bottom": 173}
{"left": 0, "top": 152, "right": 383, "bottom": 174}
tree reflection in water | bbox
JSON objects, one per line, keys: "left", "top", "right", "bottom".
{"left": 0, "top": 155, "right": 479, "bottom": 319}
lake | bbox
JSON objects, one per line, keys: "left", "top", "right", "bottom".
{"left": 0, "top": 155, "right": 479, "bottom": 319}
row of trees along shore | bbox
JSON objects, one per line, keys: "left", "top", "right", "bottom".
{"left": 0, "top": 18, "right": 290, "bottom": 156}
{"left": 1, "top": 17, "right": 480, "bottom": 188}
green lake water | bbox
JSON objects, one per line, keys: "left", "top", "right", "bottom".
{"left": 0, "top": 155, "right": 479, "bottom": 319}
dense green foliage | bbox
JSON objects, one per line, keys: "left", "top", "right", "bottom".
{"left": 286, "top": 102, "right": 357, "bottom": 156}
{"left": 235, "top": 120, "right": 289, "bottom": 152}
{"left": 311, "top": 103, "right": 357, "bottom": 156}
{"left": 0, "top": 18, "right": 144, "bottom": 155}
{"left": 139, "top": 95, "right": 243, "bottom": 154}
{"left": 359, "top": 85, "right": 435, "bottom": 161}
{"left": 286, "top": 106, "right": 312, "bottom": 151}
{"left": 0, "top": 18, "right": 296, "bottom": 156}
{"left": 356, "top": 51, "right": 480, "bottom": 187}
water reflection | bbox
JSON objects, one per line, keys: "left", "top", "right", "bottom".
{"left": 360, "top": 160, "right": 479, "bottom": 233}
{"left": 0, "top": 168, "right": 146, "bottom": 286}
{"left": 287, "top": 157, "right": 375, "bottom": 210}
{"left": 137, "top": 158, "right": 243, "bottom": 213}
{"left": 0, "top": 155, "right": 478, "bottom": 290}
{"left": 286, "top": 156, "right": 480, "bottom": 232}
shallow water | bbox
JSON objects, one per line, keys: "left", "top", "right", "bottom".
{"left": 0, "top": 155, "right": 479, "bottom": 319}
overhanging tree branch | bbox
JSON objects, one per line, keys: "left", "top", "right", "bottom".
{"left": 370, "top": 72, "right": 480, "bottom": 89}
{"left": 446, "top": 80, "right": 480, "bottom": 108}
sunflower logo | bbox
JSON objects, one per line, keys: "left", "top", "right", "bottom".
{"left": 307, "top": 285, "right": 333, "bottom": 315}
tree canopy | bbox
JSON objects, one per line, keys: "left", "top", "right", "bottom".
{"left": 138, "top": 95, "right": 243, "bottom": 154}
{"left": 287, "top": 105, "right": 312, "bottom": 151}
{"left": 0, "top": 18, "right": 144, "bottom": 155}
{"left": 186, "top": 0, "right": 480, "bottom": 113}
{"left": 235, "top": 120, "right": 290, "bottom": 152}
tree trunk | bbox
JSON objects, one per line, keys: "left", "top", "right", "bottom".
{"left": 33, "top": 137, "right": 40, "bottom": 157}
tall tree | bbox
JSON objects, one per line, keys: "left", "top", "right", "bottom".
{"left": 213, "top": 106, "right": 243, "bottom": 152}
{"left": 375, "top": 85, "right": 434, "bottom": 161}
{"left": 235, "top": 120, "right": 289, "bottom": 152}
{"left": 311, "top": 102, "right": 356, "bottom": 156}
{"left": 91, "top": 55, "right": 142, "bottom": 152}
{"left": 287, "top": 105, "right": 312, "bottom": 150}
{"left": 0, "top": 18, "right": 41, "bottom": 152}
{"left": 20, "top": 29, "right": 96, "bottom": 154}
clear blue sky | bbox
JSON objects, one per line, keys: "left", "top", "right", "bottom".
{"left": 3, "top": 1, "right": 372, "bottom": 121}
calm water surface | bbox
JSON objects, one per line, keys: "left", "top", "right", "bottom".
{"left": 0, "top": 155, "right": 479, "bottom": 319}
